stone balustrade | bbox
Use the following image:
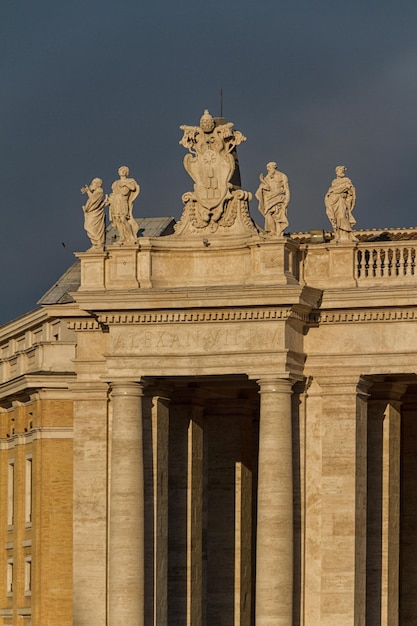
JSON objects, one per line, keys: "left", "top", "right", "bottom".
{"left": 300, "top": 230, "right": 417, "bottom": 288}
{"left": 355, "top": 241, "right": 417, "bottom": 281}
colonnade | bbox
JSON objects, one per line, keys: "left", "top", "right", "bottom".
{"left": 106, "top": 376, "right": 294, "bottom": 626}
{"left": 74, "top": 374, "right": 415, "bottom": 625}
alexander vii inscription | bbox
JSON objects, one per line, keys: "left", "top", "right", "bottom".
{"left": 111, "top": 324, "right": 283, "bottom": 355}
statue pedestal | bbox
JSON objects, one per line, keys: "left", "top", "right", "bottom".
{"left": 75, "top": 235, "right": 300, "bottom": 296}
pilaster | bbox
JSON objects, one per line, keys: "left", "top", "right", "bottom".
{"left": 307, "top": 375, "right": 370, "bottom": 626}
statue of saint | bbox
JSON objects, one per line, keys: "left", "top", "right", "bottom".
{"left": 325, "top": 166, "right": 357, "bottom": 243}
{"left": 255, "top": 162, "right": 290, "bottom": 237}
{"left": 106, "top": 166, "right": 140, "bottom": 244}
{"left": 81, "top": 178, "right": 105, "bottom": 250}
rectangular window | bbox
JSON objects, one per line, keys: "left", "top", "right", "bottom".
{"left": 24, "top": 556, "right": 32, "bottom": 595}
{"left": 25, "top": 457, "right": 32, "bottom": 525}
{"left": 6, "top": 559, "right": 13, "bottom": 595}
{"left": 7, "top": 460, "right": 14, "bottom": 527}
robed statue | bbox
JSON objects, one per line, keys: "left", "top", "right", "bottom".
{"left": 325, "top": 166, "right": 357, "bottom": 243}
{"left": 106, "top": 166, "right": 140, "bottom": 244}
{"left": 81, "top": 178, "right": 106, "bottom": 250}
{"left": 255, "top": 162, "right": 290, "bottom": 237}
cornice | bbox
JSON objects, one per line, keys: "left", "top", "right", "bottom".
{"left": 0, "top": 372, "right": 76, "bottom": 401}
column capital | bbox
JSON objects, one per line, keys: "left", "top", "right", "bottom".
{"left": 256, "top": 376, "right": 293, "bottom": 395}
{"left": 109, "top": 379, "right": 145, "bottom": 398}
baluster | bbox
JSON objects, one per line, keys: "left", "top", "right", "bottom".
{"left": 388, "top": 249, "right": 393, "bottom": 277}
{"left": 398, "top": 247, "right": 405, "bottom": 276}
{"left": 375, "top": 248, "right": 381, "bottom": 277}
{"left": 355, "top": 249, "right": 361, "bottom": 279}
{"left": 380, "top": 247, "right": 386, "bottom": 277}
{"left": 365, "top": 249, "right": 370, "bottom": 277}
{"left": 404, "top": 248, "right": 409, "bottom": 276}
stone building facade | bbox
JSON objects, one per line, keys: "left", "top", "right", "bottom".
{"left": 1, "top": 224, "right": 417, "bottom": 625}
{"left": 1, "top": 113, "right": 417, "bottom": 625}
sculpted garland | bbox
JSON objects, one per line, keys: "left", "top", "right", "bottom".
{"left": 80, "top": 111, "right": 357, "bottom": 247}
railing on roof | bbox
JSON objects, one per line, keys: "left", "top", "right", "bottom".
{"left": 299, "top": 230, "right": 417, "bottom": 288}
{"left": 355, "top": 242, "right": 417, "bottom": 282}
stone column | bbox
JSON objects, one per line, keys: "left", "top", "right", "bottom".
{"left": 187, "top": 403, "right": 204, "bottom": 626}
{"left": 152, "top": 393, "right": 170, "bottom": 626}
{"left": 399, "top": 392, "right": 417, "bottom": 623}
{"left": 109, "top": 380, "right": 145, "bottom": 626}
{"left": 367, "top": 383, "right": 404, "bottom": 626}
{"left": 256, "top": 377, "right": 293, "bottom": 626}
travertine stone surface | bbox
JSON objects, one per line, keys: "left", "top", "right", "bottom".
{"left": 399, "top": 394, "right": 417, "bottom": 624}
{"left": 151, "top": 394, "right": 170, "bottom": 626}
{"left": 256, "top": 377, "right": 293, "bottom": 626}
{"left": 255, "top": 162, "right": 290, "bottom": 237}
{"left": 108, "top": 381, "right": 145, "bottom": 626}
{"left": 305, "top": 377, "right": 370, "bottom": 626}
{"left": 72, "top": 382, "right": 108, "bottom": 626}
{"left": 187, "top": 404, "right": 204, "bottom": 626}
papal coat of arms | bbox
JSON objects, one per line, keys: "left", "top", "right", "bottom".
{"left": 175, "top": 110, "right": 258, "bottom": 236}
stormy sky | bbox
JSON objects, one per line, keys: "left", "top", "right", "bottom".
{"left": 1, "top": 0, "right": 417, "bottom": 324}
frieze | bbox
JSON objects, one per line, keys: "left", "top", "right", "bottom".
{"left": 110, "top": 325, "right": 283, "bottom": 354}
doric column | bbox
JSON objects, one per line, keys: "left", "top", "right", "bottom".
{"left": 367, "top": 383, "right": 404, "bottom": 626}
{"left": 256, "top": 376, "right": 293, "bottom": 626}
{"left": 152, "top": 393, "right": 170, "bottom": 626}
{"left": 399, "top": 391, "right": 417, "bottom": 623}
{"left": 109, "top": 380, "right": 145, "bottom": 626}
{"left": 187, "top": 401, "right": 205, "bottom": 626}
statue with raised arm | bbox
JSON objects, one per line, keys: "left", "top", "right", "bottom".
{"left": 174, "top": 109, "right": 257, "bottom": 236}
{"left": 255, "top": 162, "right": 290, "bottom": 237}
{"left": 81, "top": 177, "right": 106, "bottom": 250}
{"left": 325, "top": 165, "right": 357, "bottom": 243}
{"left": 106, "top": 166, "right": 140, "bottom": 244}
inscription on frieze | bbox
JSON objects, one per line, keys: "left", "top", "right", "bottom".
{"left": 111, "top": 324, "right": 282, "bottom": 355}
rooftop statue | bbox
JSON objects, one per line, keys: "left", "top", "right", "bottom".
{"left": 175, "top": 110, "right": 258, "bottom": 236}
{"left": 255, "top": 162, "right": 290, "bottom": 237}
{"left": 106, "top": 166, "right": 140, "bottom": 244}
{"left": 325, "top": 165, "right": 357, "bottom": 243}
{"left": 81, "top": 177, "right": 106, "bottom": 250}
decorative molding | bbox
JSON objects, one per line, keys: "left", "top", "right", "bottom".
{"left": 0, "top": 427, "right": 73, "bottom": 449}
{"left": 311, "top": 308, "right": 417, "bottom": 325}
{"left": 98, "top": 307, "right": 310, "bottom": 325}
{"left": 67, "top": 319, "right": 102, "bottom": 331}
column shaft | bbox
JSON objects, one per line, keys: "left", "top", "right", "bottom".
{"left": 187, "top": 408, "right": 204, "bottom": 626}
{"left": 109, "top": 381, "right": 145, "bottom": 626}
{"left": 256, "top": 377, "right": 293, "bottom": 626}
{"left": 152, "top": 395, "right": 170, "bottom": 626}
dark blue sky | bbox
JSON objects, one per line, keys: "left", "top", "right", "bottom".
{"left": 2, "top": 0, "right": 417, "bottom": 324}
